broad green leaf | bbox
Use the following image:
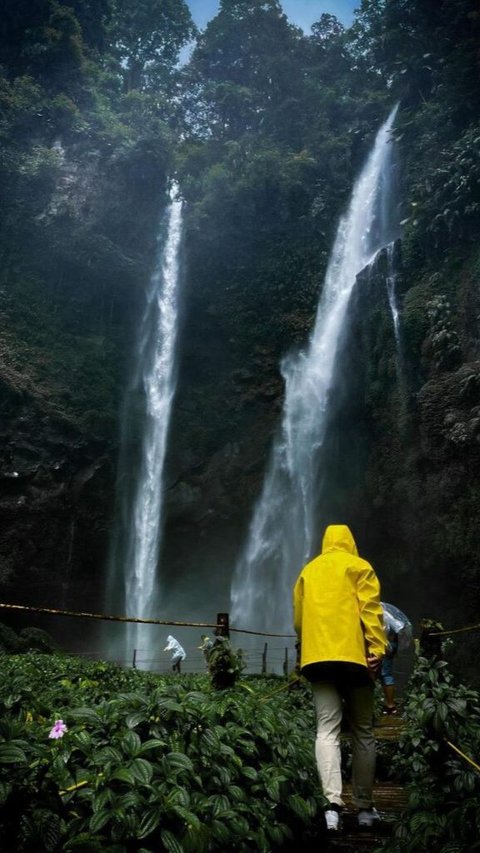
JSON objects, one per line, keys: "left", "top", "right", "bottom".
{"left": 137, "top": 806, "right": 161, "bottom": 838}
{"left": 265, "top": 779, "right": 280, "bottom": 801}
{"left": 63, "top": 832, "right": 104, "bottom": 851}
{"left": 167, "top": 786, "right": 191, "bottom": 808}
{"left": 210, "top": 794, "right": 231, "bottom": 817}
{"left": 91, "top": 789, "right": 114, "bottom": 812}
{"left": 156, "top": 699, "right": 183, "bottom": 714}
{"left": 119, "top": 790, "right": 142, "bottom": 810}
{"left": 126, "top": 711, "right": 148, "bottom": 729}
{"left": 172, "top": 804, "right": 201, "bottom": 831}
{"left": 166, "top": 752, "right": 194, "bottom": 773}
{"left": 160, "top": 829, "right": 184, "bottom": 853}
{"left": 0, "top": 744, "right": 27, "bottom": 764}
{"left": 287, "top": 793, "right": 315, "bottom": 821}
{"left": 121, "top": 730, "right": 141, "bottom": 757}
{"left": 111, "top": 767, "right": 136, "bottom": 785}
{"left": 95, "top": 746, "right": 122, "bottom": 764}
{"left": 0, "top": 781, "right": 12, "bottom": 804}
{"left": 214, "top": 765, "right": 231, "bottom": 786}
{"left": 200, "top": 729, "right": 220, "bottom": 750}
{"left": 228, "top": 785, "right": 246, "bottom": 802}
{"left": 242, "top": 766, "right": 258, "bottom": 781}
{"left": 229, "top": 816, "right": 250, "bottom": 836}
{"left": 72, "top": 730, "right": 92, "bottom": 750}
{"left": 211, "top": 819, "right": 231, "bottom": 844}
{"left": 139, "top": 738, "right": 166, "bottom": 754}
{"left": 89, "top": 809, "right": 111, "bottom": 833}
{"left": 129, "top": 757, "right": 153, "bottom": 784}
{"left": 71, "top": 708, "right": 103, "bottom": 726}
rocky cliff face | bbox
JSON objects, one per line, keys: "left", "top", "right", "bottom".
{"left": 2, "top": 140, "right": 479, "bottom": 674}
{"left": 329, "top": 241, "right": 480, "bottom": 678}
{"left": 0, "top": 140, "right": 167, "bottom": 627}
{"left": 99, "top": 224, "right": 480, "bottom": 647}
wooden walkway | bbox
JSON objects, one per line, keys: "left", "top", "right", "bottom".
{"left": 328, "top": 714, "right": 407, "bottom": 851}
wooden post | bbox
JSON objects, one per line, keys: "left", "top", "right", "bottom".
{"left": 216, "top": 612, "right": 230, "bottom": 638}
{"left": 262, "top": 642, "right": 268, "bottom": 674}
{"left": 132, "top": 648, "right": 137, "bottom": 669}
{"left": 283, "top": 647, "right": 288, "bottom": 676}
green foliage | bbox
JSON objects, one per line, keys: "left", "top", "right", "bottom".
{"left": 352, "top": 0, "right": 480, "bottom": 269}
{"left": 425, "top": 293, "right": 461, "bottom": 372}
{"left": 109, "top": 0, "right": 196, "bottom": 92}
{"left": 0, "top": 653, "right": 321, "bottom": 852}
{"left": 200, "top": 636, "right": 245, "bottom": 689}
{"left": 0, "top": 622, "right": 58, "bottom": 654}
{"left": 0, "top": 0, "right": 185, "bottom": 441}
{"left": 380, "top": 647, "right": 480, "bottom": 853}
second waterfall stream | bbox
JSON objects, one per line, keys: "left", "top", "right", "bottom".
{"left": 231, "top": 106, "right": 399, "bottom": 643}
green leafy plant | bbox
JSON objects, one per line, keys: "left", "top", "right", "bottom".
{"left": 378, "top": 639, "right": 480, "bottom": 853}
{"left": 0, "top": 653, "right": 322, "bottom": 851}
{"left": 200, "top": 635, "right": 245, "bottom": 689}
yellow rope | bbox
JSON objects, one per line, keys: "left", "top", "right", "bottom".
{"left": 445, "top": 740, "right": 480, "bottom": 773}
{"left": 260, "top": 675, "right": 302, "bottom": 702}
{"left": 0, "top": 601, "right": 219, "bottom": 629}
{"left": 231, "top": 627, "right": 296, "bottom": 638}
{"left": 59, "top": 779, "right": 90, "bottom": 795}
{"left": 0, "top": 601, "right": 295, "bottom": 638}
{"left": 430, "top": 623, "right": 480, "bottom": 637}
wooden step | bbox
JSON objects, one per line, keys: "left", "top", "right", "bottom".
{"left": 319, "top": 715, "right": 407, "bottom": 849}
{"left": 326, "top": 782, "right": 408, "bottom": 850}
{"left": 341, "top": 713, "right": 405, "bottom": 742}
{"left": 342, "top": 781, "right": 408, "bottom": 814}
{"left": 374, "top": 713, "right": 405, "bottom": 741}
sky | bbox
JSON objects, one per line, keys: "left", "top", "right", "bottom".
{"left": 186, "top": 1, "right": 358, "bottom": 33}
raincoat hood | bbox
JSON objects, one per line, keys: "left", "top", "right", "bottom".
{"left": 322, "top": 524, "right": 358, "bottom": 556}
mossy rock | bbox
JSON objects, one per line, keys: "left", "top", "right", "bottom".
{"left": 0, "top": 622, "right": 21, "bottom": 653}
{"left": 19, "top": 627, "right": 59, "bottom": 653}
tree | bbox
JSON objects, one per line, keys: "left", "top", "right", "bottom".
{"left": 110, "top": 0, "right": 196, "bottom": 91}
{"left": 182, "top": 0, "right": 305, "bottom": 142}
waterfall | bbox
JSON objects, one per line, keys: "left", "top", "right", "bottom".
{"left": 385, "top": 240, "right": 408, "bottom": 426}
{"left": 386, "top": 242, "right": 402, "bottom": 352}
{"left": 107, "top": 185, "right": 183, "bottom": 664}
{"left": 230, "top": 106, "right": 399, "bottom": 642}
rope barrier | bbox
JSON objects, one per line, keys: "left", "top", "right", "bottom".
{"left": 445, "top": 740, "right": 480, "bottom": 774}
{"left": 231, "top": 627, "right": 296, "bottom": 638}
{"left": 430, "top": 623, "right": 480, "bottom": 637}
{"left": 0, "top": 602, "right": 220, "bottom": 630}
{"left": 260, "top": 675, "right": 302, "bottom": 703}
{"left": 0, "top": 602, "right": 296, "bottom": 639}
{"left": 14, "top": 600, "right": 480, "bottom": 642}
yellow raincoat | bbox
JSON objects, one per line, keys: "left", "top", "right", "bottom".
{"left": 293, "top": 524, "right": 387, "bottom": 671}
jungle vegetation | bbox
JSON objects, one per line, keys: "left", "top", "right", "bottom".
{"left": 1, "top": 1, "right": 480, "bottom": 851}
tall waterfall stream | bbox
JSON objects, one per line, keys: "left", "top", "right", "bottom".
{"left": 107, "top": 187, "right": 183, "bottom": 664}
{"left": 230, "top": 107, "right": 399, "bottom": 648}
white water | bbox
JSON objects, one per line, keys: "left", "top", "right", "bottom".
{"left": 230, "top": 107, "right": 398, "bottom": 641}
{"left": 107, "top": 186, "right": 183, "bottom": 663}
{"left": 386, "top": 242, "right": 402, "bottom": 351}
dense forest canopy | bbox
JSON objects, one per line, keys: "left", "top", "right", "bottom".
{"left": 0, "top": 0, "right": 479, "bottom": 681}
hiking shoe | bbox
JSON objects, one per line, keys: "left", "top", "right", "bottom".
{"left": 358, "top": 806, "right": 380, "bottom": 828}
{"left": 325, "top": 808, "right": 341, "bottom": 832}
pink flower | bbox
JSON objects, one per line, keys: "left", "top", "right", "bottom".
{"left": 48, "top": 719, "right": 68, "bottom": 739}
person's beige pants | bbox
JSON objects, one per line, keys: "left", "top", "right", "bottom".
{"left": 312, "top": 681, "right": 375, "bottom": 809}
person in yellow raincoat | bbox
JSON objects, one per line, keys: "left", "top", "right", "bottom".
{"left": 293, "top": 524, "right": 387, "bottom": 833}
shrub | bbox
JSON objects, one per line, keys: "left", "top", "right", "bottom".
{"left": 379, "top": 638, "right": 480, "bottom": 853}
{"left": 0, "top": 653, "right": 323, "bottom": 851}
